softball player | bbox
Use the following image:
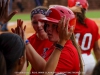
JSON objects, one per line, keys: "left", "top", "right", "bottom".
{"left": 68, "top": 0, "right": 100, "bottom": 75}
{"left": 28, "top": 6, "right": 52, "bottom": 75}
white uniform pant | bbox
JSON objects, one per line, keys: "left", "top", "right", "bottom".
{"left": 82, "top": 54, "right": 96, "bottom": 75}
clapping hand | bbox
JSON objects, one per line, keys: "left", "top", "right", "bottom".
{"left": 57, "top": 16, "right": 74, "bottom": 45}
{"left": 0, "top": 0, "right": 17, "bottom": 24}
{"left": 11, "top": 19, "right": 26, "bottom": 41}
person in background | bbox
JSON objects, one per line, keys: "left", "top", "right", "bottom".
{"left": 34, "top": 0, "right": 44, "bottom": 6}
{"left": 16, "top": 0, "right": 24, "bottom": 12}
{"left": 28, "top": 6, "right": 53, "bottom": 75}
{"left": 68, "top": 0, "right": 100, "bottom": 75}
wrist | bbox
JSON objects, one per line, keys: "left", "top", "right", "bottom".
{"left": 58, "top": 40, "right": 67, "bottom": 46}
{"left": 25, "top": 39, "right": 30, "bottom": 45}
{"left": 55, "top": 43, "right": 64, "bottom": 51}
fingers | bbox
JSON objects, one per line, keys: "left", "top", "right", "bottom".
{"left": 6, "top": 11, "right": 18, "bottom": 23}
{"left": 5, "top": 0, "right": 10, "bottom": 13}
{"left": 24, "top": 25, "right": 26, "bottom": 31}
{"left": 12, "top": 19, "right": 26, "bottom": 40}
{"left": 0, "top": 0, "right": 5, "bottom": 18}
{"left": 58, "top": 16, "right": 64, "bottom": 32}
{"left": 68, "top": 26, "right": 74, "bottom": 36}
{"left": 65, "top": 18, "right": 70, "bottom": 33}
{"left": 11, "top": 28, "right": 15, "bottom": 33}
{"left": 70, "top": 26, "right": 74, "bottom": 33}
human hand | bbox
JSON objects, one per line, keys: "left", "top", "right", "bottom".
{"left": 11, "top": 19, "right": 26, "bottom": 41}
{"left": 0, "top": 0, "right": 18, "bottom": 24}
{"left": 57, "top": 16, "right": 74, "bottom": 45}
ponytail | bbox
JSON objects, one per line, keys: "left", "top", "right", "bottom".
{"left": 70, "top": 33, "right": 83, "bottom": 75}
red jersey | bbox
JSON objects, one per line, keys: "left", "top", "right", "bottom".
{"left": 44, "top": 40, "right": 80, "bottom": 75}
{"left": 74, "top": 18, "right": 99, "bottom": 55}
{"left": 28, "top": 33, "right": 52, "bottom": 75}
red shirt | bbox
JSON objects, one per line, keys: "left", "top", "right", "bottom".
{"left": 44, "top": 40, "right": 80, "bottom": 75}
{"left": 74, "top": 18, "right": 99, "bottom": 55}
{"left": 28, "top": 33, "right": 52, "bottom": 75}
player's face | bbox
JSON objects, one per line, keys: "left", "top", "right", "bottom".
{"left": 31, "top": 14, "right": 46, "bottom": 36}
{"left": 45, "top": 22, "right": 59, "bottom": 42}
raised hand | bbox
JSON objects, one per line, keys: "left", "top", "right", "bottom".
{"left": 0, "top": 0, "right": 17, "bottom": 24}
{"left": 11, "top": 19, "right": 26, "bottom": 41}
{"left": 57, "top": 16, "right": 74, "bottom": 45}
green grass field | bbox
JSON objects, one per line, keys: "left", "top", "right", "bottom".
{"left": 10, "top": 13, "right": 31, "bottom": 22}
{"left": 10, "top": 10, "right": 100, "bottom": 22}
{"left": 86, "top": 10, "right": 100, "bottom": 18}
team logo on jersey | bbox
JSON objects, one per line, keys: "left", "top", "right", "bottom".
{"left": 42, "top": 48, "right": 49, "bottom": 58}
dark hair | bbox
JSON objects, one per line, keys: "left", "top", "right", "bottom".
{"left": 92, "top": 60, "right": 100, "bottom": 75}
{"left": 0, "top": 33, "right": 25, "bottom": 74}
{"left": 76, "top": 8, "right": 87, "bottom": 27}
{"left": 0, "top": 51, "right": 6, "bottom": 75}
{"left": 30, "top": 6, "right": 48, "bottom": 19}
{"left": 70, "top": 33, "right": 83, "bottom": 75}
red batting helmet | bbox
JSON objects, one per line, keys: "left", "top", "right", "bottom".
{"left": 40, "top": 5, "right": 76, "bottom": 28}
{"left": 68, "top": 0, "right": 89, "bottom": 9}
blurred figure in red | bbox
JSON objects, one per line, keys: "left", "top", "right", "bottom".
{"left": 68, "top": 0, "right": 100, "bottom": 75}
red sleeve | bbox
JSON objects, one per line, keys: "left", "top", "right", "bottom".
{"left": 55, "top": 47, "right": 74, "bottom": 72}
{"left": 94, "top": 22, "right": 99, "bottom": 41}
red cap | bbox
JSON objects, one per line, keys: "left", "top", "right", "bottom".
{"left": 68, "top": 0, "right": 89, "bottom": 9}
{"left": 40, "top": 5, "right": 76, "bottom": 28}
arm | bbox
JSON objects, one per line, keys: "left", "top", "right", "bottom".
{"left": 43, "top": 16, "right": 73, "bottom": 75}
{"left": 26, "top": 42, "right": 46, "bottom": 72}
{"left": 93, "top": 40, "right": 100, "bottom": 61}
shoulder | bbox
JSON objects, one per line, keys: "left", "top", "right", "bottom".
{"left": 61, "top": 40, "right": 78, "bottom": 58}
{"left": 28, "top": 33, "right": 36, "bottom": 41}
{"left": 85, "top": 18, "right": 97, "bottom": 25}
{"left": 85, "top": 18, "right": 98, "bottom": 28}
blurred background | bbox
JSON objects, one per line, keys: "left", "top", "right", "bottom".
{"left": 12, "top": 0, "right": 100, "bottom": 13}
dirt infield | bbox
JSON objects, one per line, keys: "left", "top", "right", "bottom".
{"left": 0, "top": 18, "right": 100, "bottom": 38}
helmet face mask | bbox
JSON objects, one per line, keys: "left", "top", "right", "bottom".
{"left": 40, "top": 5, "right": 76, "bottom": 29}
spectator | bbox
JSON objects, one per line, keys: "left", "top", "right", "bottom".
{"left": 34, "top": 0, "right": 44, "bottom": 6}
{"left": 16, "top": 0, "right": 24, "bottom": 12}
